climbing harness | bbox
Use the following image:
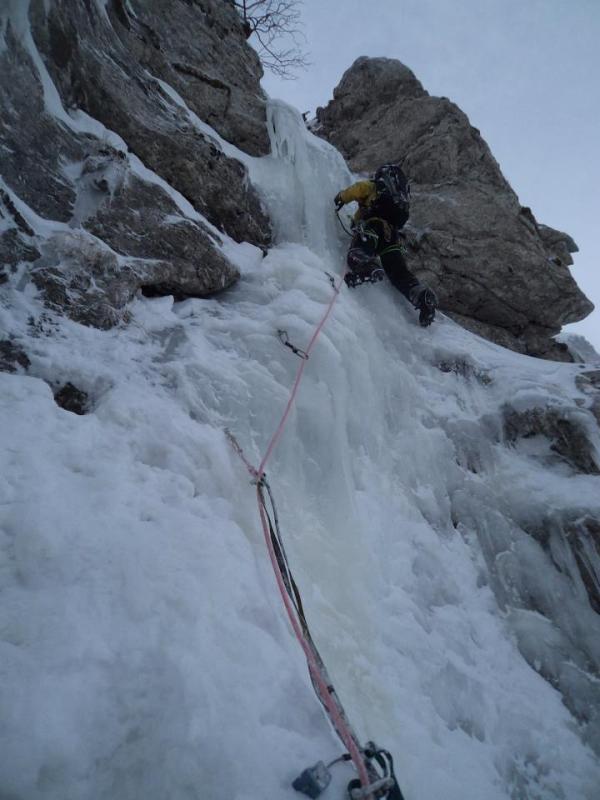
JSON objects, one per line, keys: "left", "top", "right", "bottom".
{"left": 336, "top": 215, "right": 386, "bottom": 289}
{"left": 227, "top": 235, "right": 405, "bottom": 800}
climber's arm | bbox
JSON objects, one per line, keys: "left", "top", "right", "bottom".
{"left": 334, "top": 180, "right": 375, "bottom": 208}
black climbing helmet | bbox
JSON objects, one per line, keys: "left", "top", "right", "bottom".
{"left": 372, "top": 164, "right": 410, "bottom": 227}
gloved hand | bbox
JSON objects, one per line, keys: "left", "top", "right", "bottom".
{"left": 334, "top": 193, "right": 344, "bottom": 211}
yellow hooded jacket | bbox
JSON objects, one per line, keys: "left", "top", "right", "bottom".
{"left": 337, "top": 180, "right": 378, "bottom": 221}
{"left": 337, "top": 180, "right": 399, "bottom": 245}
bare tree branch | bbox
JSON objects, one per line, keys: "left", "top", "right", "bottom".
{"left": 233, "top": 0, "right": 309, "bottom": 79}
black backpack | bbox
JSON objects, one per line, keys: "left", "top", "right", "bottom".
{"left": 371, "top": 164, "right": 410, "bottom": 228}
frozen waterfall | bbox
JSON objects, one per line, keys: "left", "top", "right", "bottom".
{"left": 1, "top": 96, "right": 599, "bottom": 800}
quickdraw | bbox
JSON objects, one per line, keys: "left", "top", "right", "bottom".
{"left": 325, "top": 271, "right": 338, "bottom": 290}
{"left": 277, "top": 329, "right": 309, "bottom": 360}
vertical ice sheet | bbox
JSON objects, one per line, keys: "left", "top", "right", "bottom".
{"left": 247, "top": 100, "right": 354, "bottom": 259}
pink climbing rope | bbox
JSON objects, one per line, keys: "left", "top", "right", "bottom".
{"left": 227, "top": 267, "right": 374, "bottom": 796}
{"left": 256, "top": 273, "right": 346, "bottom": 479}
{"left": 256, "top": 485, "right": 372, "bottom": 794}
{"left": 235, "top": 267, "right": 373, "bottom": 797}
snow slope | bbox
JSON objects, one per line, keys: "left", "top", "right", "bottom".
{"left": 1, "top": 83, "right": 600, "bottom": 800}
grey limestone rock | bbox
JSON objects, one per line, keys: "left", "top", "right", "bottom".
{"left": 503, "top": 403, "right": 600, "bottom": 475}
{"left": 53, "top": 382, "right": 89, "bottom": 415}
{"left": 562, "top": 515, "right": 600, "bottom": 616}
{"left": 517, "top": 508, "right": 600, "bottom": 751}
{"left": 317, "top": 57, "right": 593, "bottom": 359}
{"left": 0, "top": 190, "right": 41, "bottom": 285}
{"left": 0, "top": 340, "right": 31, "bottom": 374}
{"left": 538, "top": 223, "right": 578, "bottom": 268}
{"left": 576, "top": 370, "right": 600, "bottom": 430}
{"left": 105, "top": 0, "right": 270, "bottom": 157}
{"left": 29, "top": 221, "right": 237, "bottom": 330}
{"left": 28, "top": 0, "right": 270, "bottom": 246}
{"left": 0, "top": 1, "right": 269, "bottom": 329}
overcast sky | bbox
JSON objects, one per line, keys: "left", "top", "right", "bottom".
{"left": 260, "top": 0, "right": 600, "bottom": 352}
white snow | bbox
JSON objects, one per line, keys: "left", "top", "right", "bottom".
{"left": 1, "top": 39, "right": 600, "bottom": 800}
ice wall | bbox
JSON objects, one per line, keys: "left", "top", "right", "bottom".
{"left": 1, "top": 76, "right": 600, "bottom": 800}
{"left": 245, "top": 99, "right": 354, "bottom": 257}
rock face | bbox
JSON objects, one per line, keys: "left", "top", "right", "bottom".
{"left": 577, "top": 369, "right": 600, "bottom": 435}
{"left": 0, "top": 0, "right": 270, "bottom": 330}
{"left": 0, "top": 340, "right": 31, "bottom": 374}
{"left": 491, "top": 376, "right": 600, "bottom": 745}
{"left": 316, "top": 57, "right": 594, "bottom": 360}
{"left": 104, "top": 0, "right": 270, "bottom": 157}
{"left": 503, "top": 404, "right": 600, "bottom": 475}
{"left": 54, "top": 382, "right": 89, "bottom": 415}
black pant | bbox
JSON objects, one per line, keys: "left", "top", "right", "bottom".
{"left": 348, "top": 219, "right": 421, "bottom": 302}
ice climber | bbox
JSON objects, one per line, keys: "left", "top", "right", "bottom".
{"left": 334, "top": 164, "right": 438, "bottom": 326}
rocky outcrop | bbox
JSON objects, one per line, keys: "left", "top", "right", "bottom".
{"left": 316, "top": 57, "right": 593, "bottom": 360}
{"left": 0, "top": 0, "right": 270, "bottom": 329}
{"left": 563, "top": 515, "right": 600, "bottom": 615}
{"left": 0, "top": 189, "right": 41, "bottom": 291}
{"left": 0, "top": 340, "right": 30, "bottom": 374}
{"left": 515, "top": 503, "right": 600, "bottom": 748}
{"left": 53, "top": 382, "right": 89, "bottom": 415}
{"left": 577, "top": 369, "right": 600, "bottom": 430}
{"left": 446, "top": 368, "right": 600, "bottom": 753}
{"left": 503, "top": 404, "right": 600, "bottom": 475}
{"left": 29, "top": 220, "right": 238, "bottom": 330}
{"left": 495, "top": 382, "right": 600, "bottom": 742}
{"left": 104, "top": 0, "right": 270, "bottom": 157}
{"left": 28, "top": 0, "right": 270, "bottom": 243}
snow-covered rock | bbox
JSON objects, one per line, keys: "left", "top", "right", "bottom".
{"left": 0, "top": 0, "right": 270, "bottom": 328}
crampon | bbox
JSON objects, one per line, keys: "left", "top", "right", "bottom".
{"left": 417, "top": 287, "right": 437, "bottom": 327}
{"left": 344, "top": 263, "right": 385, "bottom": 289}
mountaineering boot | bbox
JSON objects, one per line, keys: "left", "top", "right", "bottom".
{"left": 345, "top": 249, "right": 385, "bottom": 288}
{"left": 409, "top": 285, "right": 438, "bottom": 327}
{"left": 417, "top": 288, "right": 437, "bottom": 327}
